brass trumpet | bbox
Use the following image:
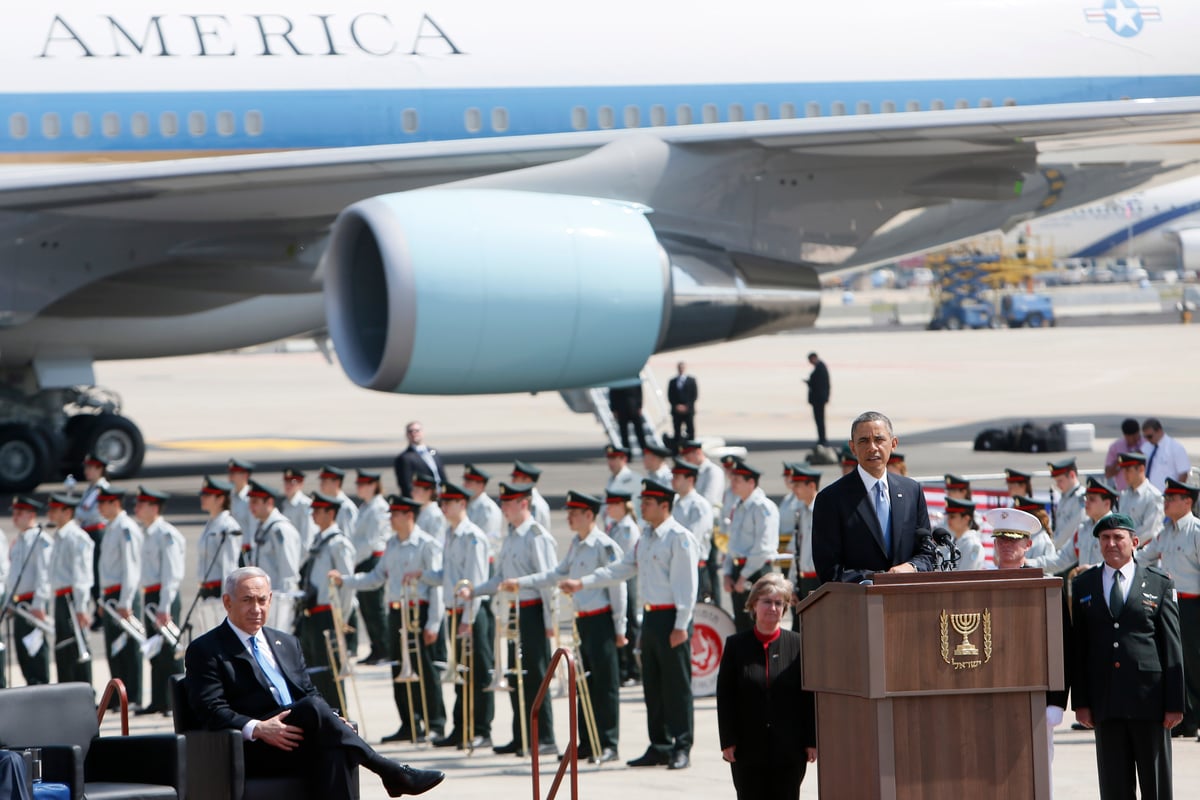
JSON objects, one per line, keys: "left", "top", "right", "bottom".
{"left": 489, "top": 589, "right": 528, "bottom": 756}
{"left": 453, "top": 579, "right": 476, "bottom": 753}
{"left": 328, "top": 577, "right": 366, "bottom": 737}
{"left": 393, "top": 579, "right": 430, "bottom": 746}
{"left": 102, "top": 599, "right": 148, "bottom": 652}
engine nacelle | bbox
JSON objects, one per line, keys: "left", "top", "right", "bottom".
{"left": 323, "top": 190, "right": 669, "bottom": 394}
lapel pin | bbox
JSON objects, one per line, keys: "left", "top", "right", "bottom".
{"left": 896, "top": 493, "right": 903, "bottom": 498}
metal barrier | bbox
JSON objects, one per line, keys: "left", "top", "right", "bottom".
{"left": 96, "top": 678, "right": 130, "bottom": 735}
{"left": 530, "top": 647, "right": 578, "bottom": 800}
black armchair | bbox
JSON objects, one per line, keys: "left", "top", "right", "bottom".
{"left": 0, "top": 682, "right": 185, "bottom": 800}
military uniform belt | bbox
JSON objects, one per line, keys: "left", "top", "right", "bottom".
{"left": 15, "top": 592, "right": 34, "bottom": 602}
{"left": 1179, "top": 592, "right": 1199, "bottom": 600}
{"left": 732, "top": 558, "right": 748, "bottom": 566}
{"left": 372, "top": 551, "right": 384, "bottom": 557}
{"left": 54, "top": 587, "right": 73, "bottom": 597}
{"left": 644, "top": 604, "right": 676, "bottom": 612}
{"left": 82, "top": 524, "right": 104, "bottom": 533}
{"left": 519, "top": 599, "right": 542, "bottom": 608}
{"left": 576, "top": 605, "right": 612, "bottom": 619}
{"left": 697, "top": 560, "right": 707, "bottom": 567}
{"left": 801, "top": 572, "right": 817, "bottom": 579}
{"left": 390, "top": 601, "right": 428, "bottom": 610}
{"left": 305, "top": 605, "right": 331, "bottom": 616}
{"left": 201, "top": 580, "right": 222, "bottom": 590}
{"left": 144, "top": 583, "right": 161, "bottom": 593}
{"left": 102, "top": 585, "right": 121, "bottom": 596}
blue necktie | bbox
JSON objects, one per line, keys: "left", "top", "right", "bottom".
{"left": 875, "top": 481, "right": 892, "bottom": 555}
{"left": 249, "top": 635, "right": 293, "bottom": 706}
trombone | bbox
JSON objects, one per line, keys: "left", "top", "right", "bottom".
{"left": 489, "top": 589, "right": 528, "bottom": 757}
{"left": 563, "top": 595, "right": 602, "bottom": 764}
{"left": 393, "top": 579, "right": 430, "bottom": 746}
{"left": 453, "top": 579, "right": 476, "bottom": 753}
{"left": 327, "top": 577, "right": 366, "bottom": 736}
{"left": 102, "top": 599, "right": 148, "bottom": 652}
{"left": 56, "top": 594, "right": 91, "bottom": 664}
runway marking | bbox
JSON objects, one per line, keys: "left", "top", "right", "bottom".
{"left": 153, "top": 438, "right": 343, "bottom": 452}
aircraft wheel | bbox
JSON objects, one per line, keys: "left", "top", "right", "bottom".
{"left": 0, "top": 423, "right": 52, "bottom": 492}
{"left": 77, "top": 413, "right": 145, "bottom": 479}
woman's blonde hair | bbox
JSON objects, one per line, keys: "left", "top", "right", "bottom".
{"left": 744, "top": 572, "right": 795, "bottom": 617}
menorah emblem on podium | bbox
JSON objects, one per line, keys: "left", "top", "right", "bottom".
{"left": 951, "top": 613, "right": 981, "bottom": 656}
{"left": 940, "top": 609, "right": 992, "bottom": 669}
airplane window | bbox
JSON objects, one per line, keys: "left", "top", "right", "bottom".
{"left": 72, "top": 112, "right": 91, "bottom": 138}
{"left": 954, "top": 99, "right": 968, "bottom": 109}
{"left": 650, "top": 105, "right": 667, "bottom": 126}
{"left": 979, "top": 98, "right": 993, "bottom": 108}
{"left": 753, "top": 103, "right": 770, "bottom": 120}
{"left": 491, "top": 107, "right": 509, "bottom": 132}
{"left": 216, "top": 111, "right": 235, "bottom": 136}
{"left": 906, "top": 100, "right": 920, "bottom": 112}
{"left": 42, "top": 112, "right": 61, "bottom": 139}
{"left": 245, "top": 110, "right": 264, "bottom": 136}
{"left": 728, "top": 103, "right": 744, "bottom": 122}
{"left": 160, "top": 112, "right": 179, "bottom": 137}
{"left": 676, "top": 105, "right": 693, "bottom": 125}
{"left": 780, "top": 102, "right": 796, "bottom": 119}
{"left": 881, "top": 100, "right": 896, "bottom": 113}
{"left": 805, "top": 102, "right": 820, "bottom": 117}
{"left": 1003, "top": 98, "right": 1017, "bottom": 107}
{"left": 102, "top": 112, "right": 120, "bottom": 138}
{"left": 930, "top": 99, "right": 945, "bottom": 110}
{"left": 188, "top": 111, "right": 207, "bottom": 136}
{"left": 402, "top": 108, "right": 419, "bottom": 133}
{"left": 571, "top": 106, "right": 588, "bottom": 130}
{"left": 598, "top": 106, "right": 614, "bottom": 129}
{"left": 9, "top": 113, "right": 28, "bottom": 139}
{"left": 702, "top": 104, "right": 718, "bottom": 123}
{"left": 831, "top": 101, "right": 845, "bottom": 116}
{"left": 131, "top": 112, "right": 150, "bottom": 138}
{"left": 856, "top": 101, "right": 871, "bottom": 115}
{"left": 623, "top": 106, "right": 640, "bottom": 128}
{"left": 464, "top": 108, "right": 482, "bottom": 133}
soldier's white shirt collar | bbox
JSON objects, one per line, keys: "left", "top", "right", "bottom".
{"left": 512, "top": 517, "right": 536, "bottom": 537}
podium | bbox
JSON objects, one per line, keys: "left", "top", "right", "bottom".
{"left": 797, "top": 570, "right": 1064, "bottom": 800}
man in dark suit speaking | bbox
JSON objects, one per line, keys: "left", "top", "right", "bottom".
{"left": 812, "top": 411, "right": 935, "bottom": 584}
{"left": 185, "top": 566, "right": 445, "bottom": 799}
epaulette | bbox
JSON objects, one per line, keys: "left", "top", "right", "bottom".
{"left": 1146, "top": 565, "right": 1171, "bottom": 579}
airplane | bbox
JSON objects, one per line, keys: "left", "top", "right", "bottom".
{"left": 1, "top": 0, "right": 1200, "bottom": 491}
{"left": 1006, "top": 174, "right": 1200, "bottom": 273}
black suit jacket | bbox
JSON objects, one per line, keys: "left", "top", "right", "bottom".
{"left": 1071, "top": 564, "right": 1183, "bottom": 724}
{"left": 716, "top": 629, "right": 814, "bottom": 763}
{"left": 185, "top": 620, "right": 318, "bottom": 732}
{"left": 393, "top": 446, "right": 446, "bottom": 497}
{"left": 667, "top": 376, "right": 698, "bottom": 411}
{"left": 806, "top": 361, "right": 830, "bottom": 405}
{"left": 812, "top": 470, "right": 934, "bottom": 584}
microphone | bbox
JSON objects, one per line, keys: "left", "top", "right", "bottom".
{"left": 930, "top": 527, "right": 959, "bottom": 571}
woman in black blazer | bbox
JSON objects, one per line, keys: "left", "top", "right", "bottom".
{"left": 716, "top": 573, "right": 817, "bottom": 800}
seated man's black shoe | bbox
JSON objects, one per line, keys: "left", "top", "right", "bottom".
{"left": 493, "top": 740, "right": 521, "bottom": 755}
{"left": 627, "top": 748, "right": 668, "bottom": 767}
{"left": 430, "top": 733, "right": 460, "bottom": 748}
{"left": 597, "top": 747, "right": 619, "bottom": 764}
{"left": 667, "top": 751, "right": 690, "bottom": 770}
{"left": 382, "top": 728, "right": 414, "bottom": 743}
{"left": 376, "top": 761, "right": 445, "bottom": 797}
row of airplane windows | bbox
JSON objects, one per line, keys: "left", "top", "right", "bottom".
{"left": 3, "top": 97, "right": 1021, "bottom": 141}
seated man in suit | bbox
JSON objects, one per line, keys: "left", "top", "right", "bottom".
{"left": 185, "top": 566, "right": 445, "bottom": 800}
{"left": 812, "top": 411, "right": 935, "bottom": 584}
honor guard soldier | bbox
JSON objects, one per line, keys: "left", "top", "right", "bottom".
{"left": 9, "top": 496, "right": 53, "bottom": 685}
{"left": 76, "top": 454, "right": 110, "bottom": 631}
{"left": 196, "top": 477, "right": 243, "bottom": 634}
{"left": 776, "top": 464, "right": 797, "bottom": 551}
{"left": 227, "top": 459, "right": 257, "bottom": 562}
{"left": 332, "top": 495, "right": 447, "bottom": 744}
{"left": 0, "top": 526, "right": 6, "bottom": 688}
{"left": 502, "top": 491, "right": 626, "bottom": 763}
{"left": 411, "top": 473, "right": 449, "bottom": 545}
{"left": 1049, "top": 458, "right": 1086, "bottom": 566}
{"left": 47, "top": 494, "right": 94, "bottom": 686}
{"left": 670, "top": 462, "right": 714, "bottom": 602}
{"left": 418, "top": 481, "right": 494, "bottom": 750}
{"left": 352, "top": 470, "right": 392, "bottom": 665}
{"left": 246, "top": 481, "right": 303, "bottom": 632}
{"left": 723, "top": 462, "right": 780, "bottom": 632}
{"left": 603, "top": 491, "right": 642, "bottom": 686}
{"left": 1004, "top": 468, "right": 1034, "bottom": 500}
{"left": 1012, "top": 496, "right": 1056, "bottom": 564}
{"left": 562, "top": 478, "right": 698, "bottom": 770}
{"left": 679, "top": 440, "right": 724, "bottom": 508}
{"left": 839, "top": 445, "right": 857, "bottom": 475}
{"left": 642, "top": 444, "right": 673, "bottom": 485}
{"left": 468, "top": 482, "right": 559, "bottom": 757}
{"left": 96, "top": 488, "right": 144, "bottom": 709}
{"left": 944, "top": 498, "right": 986, "bottom": 571}
{"left": 464, "top": 464, "right": 503, "bottom": 559}
{"left": 784, "top": 466, "right": 821, "bottom": 605}
{"left": 1138, "top": 478, "right": 1200, "bottom": 739}
{"left": 134, "top": 487, "right": 185, "bottom": 715}
{"left": 511, "top": 461, "right": 552, "bottom": 532}
{"left": 1036, "top": 477, "right": 1118, "bottom": 576}
{"left": 886, "top": 452, "right": 907, "bottom": 476}
{"left": 604, "top": 445, "right": 643, "bottom": 497}
{"left": 1118, "top": 451, "right": 1165, "bottom": 544}
{"left": 281, "top": 467, "right": 317, "bottom": 551}
{"left": 297, "top": 491, "right": 356, "bottom": 712}
{"left": 719, "top": 454, "right": 742, "bottom": 529}
{"left": 318, "top": 465, "right": 359, "bottom": 534}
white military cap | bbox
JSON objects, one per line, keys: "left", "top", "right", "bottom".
{"left": 982, "top": 508, "right": 1042, "bottom": 539}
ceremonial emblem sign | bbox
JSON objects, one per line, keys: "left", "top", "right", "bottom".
{"left": 940, "top": 608, "right": 992, "bottom": 670}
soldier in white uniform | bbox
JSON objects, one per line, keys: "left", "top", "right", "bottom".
{"left": 945, "top": 497, "right": 986, "bottom": 571}
{"left": 464, "top": 463, "right": 503, "bottom": 561}
{"left": 412, "top": 473, "right": 449, "bottom": 545}
{"left": 0, "top": 524, "right": 6, "bottom": 688}
{"left": 47, "top": 494, "right": 94, "bottom": 686}
{"left": 603, "top": 490, "right": 642, "bottom": 686}
{"left": 318, "top": 465, "right": 359, "bottom": 535}
{"left": 1013, "top": 496, "right": 1056, "bottom": 564}
{"left": 670, "top": 462, "right": 714, "bottom": 602}
{"left": 511, "top": 461, "right": 552, "bottom": 532}
{"left": 76, "top": 454, "right": 110, "bottom": 632}
{"left": 1049, "top": 458, "right": 1086, "bottom": 565}
{"left": 227, "top": 458, "right": 257, "bottom": 563}
{"left": 1118, "top": 451, "right": 1165, "bottom": 544}
{"left": 332, "top": 494, "right": 447, "bottom": 744}
{"left": 134, "top": 487, "right": 185, "bottom": 715}
{"left": 642, "top": 443, "right": 673, "bottom": 485}
{"left": 680, "top": 441, "right": 724, "bottom": 607}
{"left": 9, "top": 496, "right": 53, "bottom": 685}
{"left": 723, "top": 462, "right": 780, "bottom": 633}
{"left": 604, "top": 444, "right": 643, "bottom": 497}
{"left": 785, "top": 466, "right": 822, "bottom": 607}
{"left": 194, "top": 476, "right": 243, "bottom": 634}
{"left": 502, "top": 491, "right": 626, "bottom": 763}
{"left": 350, "top": 469, "right": 392, "bottom": 665}
{"left": 96, "top": 488, "right": 144, "bottom": 709}
{"left": 280, "top": 467, "right": 317, "bottom": 551}
{"left": 719, "top": 454, "right": 742, "bottom": 530}
{"left": 296, "top": 491, "right": 357, "bottom": 712}
{"left": 245, "top": 480, "right": 303, "bottom": 633}
{"left": 1033, "top": 478, "right": 1117, "bottom": 575}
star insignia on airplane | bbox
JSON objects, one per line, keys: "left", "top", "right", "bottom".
{"left": 1084, "top": 0, "right": 1162, "bottom": 38}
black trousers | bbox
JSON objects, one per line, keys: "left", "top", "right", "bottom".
{"left": 1093, "top": 717, "right": 1173, "bottom": 800}
{"left": 576, "top": 612, "right": 620, "bottom": 753}
{"left": 15, "top": 610, "right": 50, "bottom": 685}
{"left": 355, "top": 555, "right": 387, "bottom": 659}
{"left": 299, "top": 609, "right": 343, "bottom": 713}
{"left": 791, "top": 576, "right": 820, "bottom": 632}
{"left": 620, "top": 578, "right": 641, "bottom": 682}
{"left": 144, "top": 590, "right": 183, "bottom": 712}
{"left": 731, "top": 566, "right": 770, "bottom": 633}
{"left": 640, "top": 609, "right": 693, "bottom": 755}
{"left": 731, "top": 758, "right": 806, "bottom": 800}
{"left": 449, "top": 604, "right": 494, "bottom": 739}
{"left": 102, "top": 592, "right": 142, "bottom": 708}
{"left": 810, "top": 402, "right": 827, "bottom": 444}
{"left": 509, "top": 603, "right": 554, "bottom": 747}
{"left": 671, "top": 410, "right": 695, "bottom": 443}
{"left": 55, "top": 594, "right": 93, "bottom": 686}
{"left": 614, "top": 409, "right": 647, "bottom": 450}
{"left": 1178, "top": 597, "right": 1199, "bottom": 734}
{"left": 387, "top": 605, "right": 446, "bottom": 737}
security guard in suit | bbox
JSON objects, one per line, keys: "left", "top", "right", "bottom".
{"left": 297, "top": 491, "right": 357, "bottom": 712}
{"left": 134, "top": 487, "right": 185, "bottom": 715}
{"left": 47, "top": 494, "right": 94, "bottom": 686}
{"left": 9, "top": 496, "right": 53, "bottom": 685}
{"left": 723, "top": 462, "right": 780, "bottom": 632}
{"left": 96, "top": 488, "right": 144, "bottom": 708}
{"left": 1072, "top": 513, "right": 1183, "bottom": 800}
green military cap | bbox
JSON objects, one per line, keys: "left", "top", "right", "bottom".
{"left": 386, "top": 494, "right": 421, "bottom": 512}
{"left": 310, "top": 491, "right": 340, "bottom": 510}
{"left": 605, "top": 490, "right": 632, "bottom": 504}
{"left": 888, "top": 452, "right": 905, "bottom": 465}
{"left": 1004, "top": 468, "right": 1032, "bottom": 484}
{"left": 1164, "top": 478, "right": 1199, "bottom": 502}
{"left": 245, "top": 480, "right": 277, "bottom": 502}
{"left": 97, "top": 487, "right": 126, "bottom": 503}
{"left": 1085, "top": 477, "right": 1119, "bottom": 502}
{"left": 640, "top": 478, "right": 674, "bottom": 501}
{"left": 356, "top": 469, "right": 381, "bottom": 484}
{"left": 136, "top": 486, "right": 170, "bottom": 505}
{"left": 1116, "top": 451, "right": 1147, "bottom": 468}
{"left": 227, "top": 458, "right": 256, "bottom": 473}
{"left": 463, "top": 463, "right": 491, "bottom": 482}
{"left": 565, "top": 491, "right": 602, "bottom": 514}
{"left": 1047, "top": 457, "right": 1077, "bottom": 476}
{"left": 782, "top": 462, "right": 795, "bottom": 476}
{"left": 282, "top": 467, "right": 306, "bottom": 480}
{"left": 439, "top": 482, "right": 469, "bottom": 501}
{"left": 643, "top": 443, "right": 672, "bottom": 458}
{"left": 790, "top": 466, "right": 822, "bottom": 484}
{"left": 48, "top": 494, "right": 79, "bottom": 509}
{"left": 671, "top": 461, "right": 699, "bottom": 478}
{"left": 200, "top": 476, "right": 232, "bottom": 495}
{"left": 11, "top": 495, "right": 45, "bottom": 512}
{"left": 945, "top": 497, "right": 976, "bottom": 516}
{"left": 83, "top": 453, "right": 108, "bottom": 469}
{"left": 731, "top": 461, "right": 761, "bottom": 480}
{"left": 605, "top": 444, "right": 630, "bottom": 458}
{"left": 677, "top": 439, "right": 703, "bottom": 453}
{"left": 840, "top": 445, "right": 857, "bottom": 466}
{"left": 983, "top": 508, "right": 1041, "bottom": 539}
{"left": 1092, "top": 513, "right": 1136, "bottom": 537}
{"left": 412, "top": 472, "right": 438, "bottom": 490}
{"left": 944, "top": 474, "right": 970, "bottom": 490}
{"left": 498, "top": 482, "right": 534, "bottom": 501}
{"left": 511, "top": 461, "right": 542, "bottom": 481}
{"left": 318, "top": 465, "right": 346, "bottom": 480}
{"left": 1013, "top": 495, "right": 1044, "bottom": 513}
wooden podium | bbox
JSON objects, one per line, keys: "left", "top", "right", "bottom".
{"left": 797, "top": 570, "right": 1064, "bottom": 800}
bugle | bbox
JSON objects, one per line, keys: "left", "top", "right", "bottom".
{"left": 102, "top": 599, "right": 148, "bottom": 651}
{"left": 393, "top": 579, "right": 430, "bottom": 746}
{"left": 57, "top": 594, "right": 91, "bottom": 664}
{"left": 144, "top": 602, "right": 183, "bottom": 650}
{"left": 13, "top": 602, "right": 56, "bottom": 637}
{"left": 453, "top": 579, "right": 475, "bottom": 753}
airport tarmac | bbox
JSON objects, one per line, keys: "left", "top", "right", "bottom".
{"left": 10, "top": 321, "right": 1200, "bottom": 798}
